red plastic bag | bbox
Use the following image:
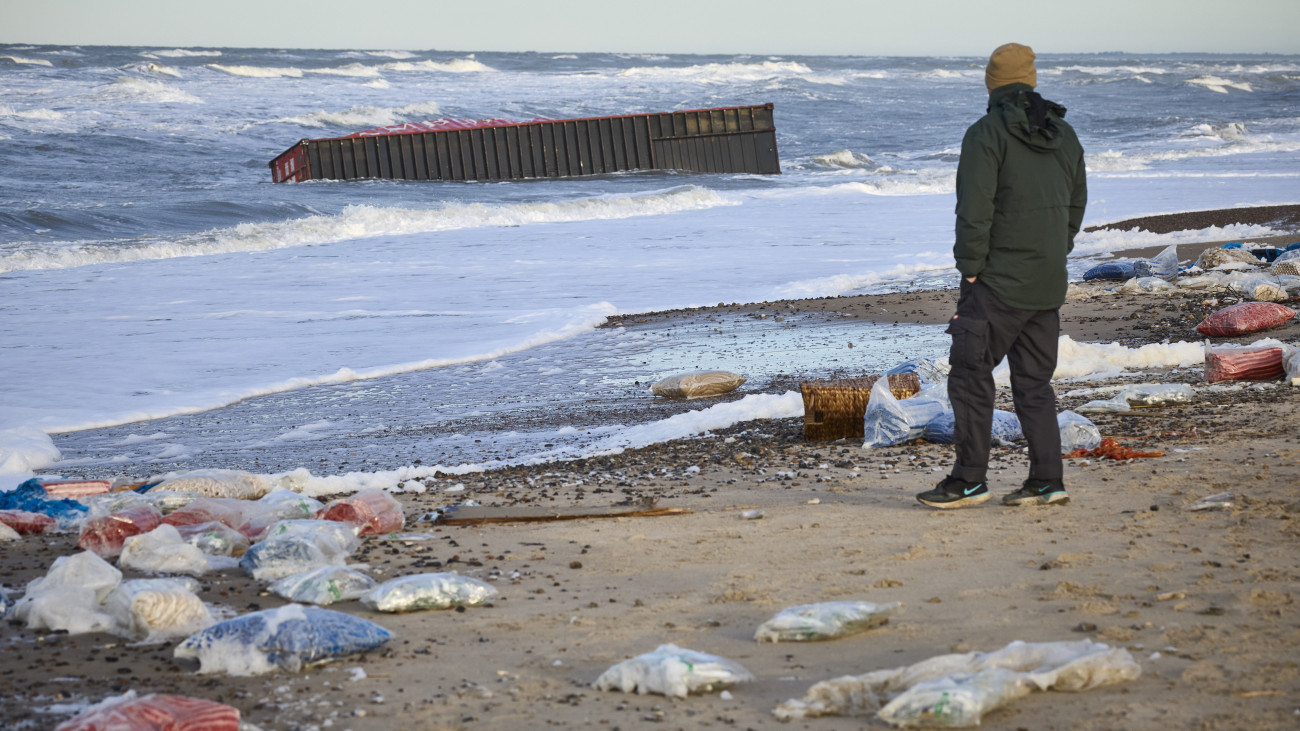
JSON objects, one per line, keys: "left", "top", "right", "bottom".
{"left": 40, "top": 479, "right": 112, "bottom": 498}
{"left": 77, "top": 506, "right": 163, "bottom": 558}
{"left": 162, "top": 498, "right": 254, "bottom": 534}
{"left": 55, "top": 692, "right": 239, "bottom": 731}
{"left": 1204, "top": 344, "right": 1284, "bottom": 382}
{"left": 1196, "top": 302, "right": 1296, "bottom": 337}
{"left": 317, "top": 488, "right": 405, "bottom": 536}
{"left": 0, "top": 509, "right": 57, "bottom": 535}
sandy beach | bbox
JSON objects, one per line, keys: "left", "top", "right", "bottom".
{"left": 4, "top": 205, "right": 1300, "bottom": 731}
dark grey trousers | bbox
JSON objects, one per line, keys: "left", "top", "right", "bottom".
{"left": 946, "top": 278, "right": 1062, "bottom": 484}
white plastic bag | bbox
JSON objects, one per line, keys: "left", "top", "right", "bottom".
{"left": 119, "top": 524, "right": 212, "bottom": 575}
{"left": 103, "top": 578, "right": 214, "bottom": 642}
{"left": 862, "top": 377, "right": 911, "bottom": 448}
{"left": 1057, "top": 410, "right": 1102, "bottom": 452}
{"left": 174, "top": 521, "right": 251, "bottom": 557}
{"left": 362, "top": 572, "right": 498, "bottom": 612}
{"left": 241, "top": 490, "right": 324, "bottom": 541}
{"left": 755, "top": 601, "right": 903, "bottom": 643}
{"left": 650, "top": 371, "right": 745, "bottom": 399}
{"left": 1120, "top": 276, "right": 1174, "bottom": 293}
{"left": 594, "top": 643, "right": 754, "bottom": 698}
{"left": 150, "top": 469, "right": 271, "bottom": 500}
{"left": 239, "top": 520, "right": 362, "bottom": 581}
{"left": 774, "top": 639, "right": 1141, "bottom": 727}
{"left": 12, "top": 551, "right": 122, "bottom": 635}
{"left": 174, "top": 604, "right": 393, "bottom": 675}
{"left": 270, "top": 565, "right": 378, "bottom": 606}
{"left": 1132, "top": 243, "right": 1178, "bottom": 280}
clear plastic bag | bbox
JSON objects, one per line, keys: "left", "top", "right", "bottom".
{"left": 54, "top": 691, "right": 241, "bottom": 731}
{"left": 1057, "top": 410, "right": 1102, "bottom": 453}
{"left": 1132, "top": 243, "right": 1178, "bottom": 280}
{"left": 1195, "top": 246, "right": 1264, "bottom": 269}
{"left": 755, "top": 601, "right": 903, "bottom": 643}
{"left": 174, "top": 521, "right": 251, "bottom": 557}
{"left": 0, "top": 478, "right": 88, "bottom": 530}
{"left": 1204, "top": 341, "right": 1284, "bottom": 383}
{"left": 862, "top": 377, "right": 912, "bottom": 448}
{"left": 119, "top": 524, "right": 213, "bottom": 576}
{"left": 174, "top": 604, "right": 393, "bottom": 676}
{"left": 593, "top": 643, "right": 754, "bottom": 698}
{"left": 104, "top": 577, "right": 214, "bottom": 642}
{"left": 161, "top": 497, "right": 255, "bottom": 535}
{"left": 1120, "top": 276, "right": 1174, "bottom": 293}
{"left": 921, "top": 410, "right": 1023, "bottom": 445}
{"left": 12, "top": 551, "right": 122, "bottom": 635}
{"left": 142, "top": 489, "right": 202, "bottom": 515}
{"left": 77, "top": 505, "right": 164, "bottom": 558}
{"left": 0, "top": 521, "right": 17, "bottom": 542}
{"left": 774, "top": 639, "right": 1141, "bottom": 725}
{"left": 0, "top": 508, "right": 57, "bottom": 535}
{"left": 1185, "top": 492, "right": 1234, "bottom": 511}
{"left": 883, "top": 357, "right": 951, "bottom": 388}
{"left": 317, "top": 488, "right": 404, "bottom": 536}
{"left": 270, "top": 565, "right": 378, "bottom": 606}
{"left": 1078, "top": 383, "right": 1195, "bottom": 413}
{"left": 238, "top": 520, "right": 362, "bottom": 581}
{"left": 240, "top": 490, "right": 324, "bottom": 541}
{"left": 650, "top": 370, "right": 745, "bottom": 399}
{"left": 150, "top": 469, "right": 271, "bottom": 500}
{"left": 362, "top": 572, "right": 498, "bottom": 612}
{"left": 1082, "top": 260, "right": 1136, "bottom": 281}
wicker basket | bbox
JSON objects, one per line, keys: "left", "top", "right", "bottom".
{"left": 800, "top": 373, "right": 923, "bottom": 441}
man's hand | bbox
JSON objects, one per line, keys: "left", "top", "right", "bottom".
{"left": 965, "top": 275, "right": 977, "bottom": 283}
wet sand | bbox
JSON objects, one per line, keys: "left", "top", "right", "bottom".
{"left": 3, "top": 205, "right": 1299, "bottom": 731}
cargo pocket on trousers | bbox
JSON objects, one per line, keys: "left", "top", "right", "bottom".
{"left": 946, "top": 316, "right": 990, "bottom": 369}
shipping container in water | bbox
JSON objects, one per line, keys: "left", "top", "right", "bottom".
{"left": 269, "top": 104, "right": 779, "bottom": 183}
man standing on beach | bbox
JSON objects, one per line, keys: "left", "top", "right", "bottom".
{"left": 917, "top": 43, "right": 1087, "bottom": 509}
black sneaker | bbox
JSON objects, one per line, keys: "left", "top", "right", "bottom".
{"left": 1002, "top": 478, "right": 1069, "bottom": 506}
{"left": 916, "top": 476, "right": 990, "bottom": 509}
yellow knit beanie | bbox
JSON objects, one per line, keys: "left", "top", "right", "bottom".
{"left": 985, "top": 43, "right": 1036, "bottom": 91}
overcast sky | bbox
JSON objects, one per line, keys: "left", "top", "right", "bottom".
{"left": 5, "top": 0, "right": 1299, "bottom": 56}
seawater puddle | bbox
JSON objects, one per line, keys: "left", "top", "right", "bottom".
{"left": 50, "top": 313, "right": 948, "bottom": 477}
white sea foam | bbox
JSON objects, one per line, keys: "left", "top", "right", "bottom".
{"left": 363, "top": 50, "right": 417, "bottom": 59}
{"left": 379, "top": 58, "right": 494, "bottom": 73}
{"left": 0, "top": 186, "right": 733, "bottom": 272}
{"left": 0, "top": 105, "right": 66, "bottom": 122}
{"left": 1187, "top": 76, "right": 1254, "bottom": 93}
{"left": 0, "top": 55, "right": 54, "bottom": 67}
{"left": 1071, "top": 223, "right": 1281, "bottom": 256}
{"left": 1086, "top": 131, "right": 1300, "bottom": 173}
{"left": 0, "top": 426, "right": 61, "bottom": 477}
{"left": 809, "top": 150, "right": 879, "bottom": 170}
{"left": 209, "top": 64, "right": 304, "bottom": 78}
{"left": 616, "top": 60, "right": 813, "bottom": 83}
{"left": 97, "top": 76, "right": 202, "bottom": 104}
{"left": 776, "top": 260, "right": 956, "bottom": 299}
{"left": 1053, "top": 65, "right": 1170, "bottom": 76}
{"left": 144, "top": 49, "right": 223, "bottom": 58}
{"left": 209, "top": 57, "right": 493, "bottom": 78}
{"left": 127, "top": 62, "right": 182, "bottom": 78}
{"left": 273, "top": 100, "right": 442, "bottom": 129}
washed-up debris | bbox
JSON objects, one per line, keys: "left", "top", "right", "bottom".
{"left": 1196, "top": 302, "right": 1296, "bottom": 337}
{"left": 38, "top": 479, "right": 112, "bottom": 498}
{"left": 174, "top": 604, "right": 392, "bottom": 675}
{"left": 1067, "top": 438, "right": 1164, "bottom": 460}
{"left": 0, "top": 521, "right": 17, "bottom": 541}
{"left": 243, "top": 489, "right": 324, "bottom": 540}
{"left": 1186, "top": 492, "right": 1235, "bottom": 511}
{"left": 1195, "top": 246, "right": 1265, "bottom": 269}
{"left": 318, "top": 488, "right": 404, "bottom": 535}
{"left": 362, "top": 572, "right": 498, "bottom": 612}
{"left": 55, "top": 691, "right": 241, "bottom": 731}
{"left": 0, "top": 508, "right": 56, "bottom": 535}
{"left": 0, "top": 478, "right": 88, "bottom": 529}
{"left": 773, "top": 639, "right": 1140, "bottom": 727}
{"left": 755, "top": 601, "right": 903, "bottom": 643}
{"left": 1078, "top": 383, "right": 1196, "bottom": 413}
{"left": 174, "top": 520, "right": 251, "bottom": 557}
{"left": 1120, "top": 276, "right": 1175, "bottom": 293}
{"left": 119, "top": 524, "right": 219, "bottom": 575}
{"left": 433, "top": 503, "right": 692, "bottom": 525}
{"left": 12, "top": 551, "right": 123, "bottom": 634}
{"left": 78, "top": 504, "right": 164, "bottom": 558}
{"left": 0, "top": 587, "right": 11, "bottom": 616}
{"left": 801, "top": 373, "right": 922, "bottom": 441}
{"left": 270, "top": 565, "right": 378, "bottom": 606}
{"left": 594, "top": 643, "right": 754, "bottom": 698}
{"left": 163, "top": 497, "right": 255, "bottom": 536}
{"left": 149, "top": 469, "right": 272, "bottom": 500}
{"left": 863, "top": 381, "right": 953, "bottom": 448}
{"left": 239, "top": 520, "right": 362, "bottom": 581}
{"left": 1204, "top": 342, "right": 1285, "bottom": 383}
{"left": 103, "top": 577, "right": 215, "bottom": 642}
{"left": 651, "top": 370, "right": 746, "bottom": 399}
{"left": 883, "top": 357, "right": 951, "bottom": 388}
{"left": 1084, "top": 244, "right": 1178, "bottom": 282}
{"left": 1273, "top": 248, "right": 1300, "bottom": 276}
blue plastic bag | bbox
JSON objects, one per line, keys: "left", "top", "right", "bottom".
{"left": 1082, "top": 261, "right": 1136, "bottom": 281}
{"left": 882, "top": 357, "right": 951, "bottom": 388}
{"left": 922, "top": 410, "right": 1024, "bottom": 444}
{"left": 0, "top": 478, "right": 88, "bottom": 529}
{"left": 174, "top": 604, "right": 392, "bottom": 675}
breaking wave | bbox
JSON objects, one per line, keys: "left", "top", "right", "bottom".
{"left": 208, "top": 57, "right": 494, "bottom": 79}
{"left": 0, "top": 55, "right": 53, "bottom": 67}
{"left": 1187, "top": 75, "right": 1253, "bottom": 93}
{"left": 0, "top": 186, "right": 735, "bottom": 273}
{"left": 143, "top": 49, "right": 223, "bottom": 58}
{"left": 97, "top": 76, "right": 202, "bottom": 104}
{"left": 272, "top": 100, "right": 443, "bottom": 129}
{"left": 616, "top": 60, "right": 813, "bottom": 84}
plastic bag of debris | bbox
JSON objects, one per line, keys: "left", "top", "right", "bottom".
{"left": 883, "top": 357, "right": 951, "bottom": 388}
{"left": 1204, "top": 341, "right": 1285, "bottom": 383}
{"left": 0, "top": 478, "right": 88, "bottom": 530}
{"left": 774, "top": 639, "right": 1140, "bottom": 726}
{"left": 1195, "top": 246, "right": 1264, "bottom": 270}
{"left": 240, "top": 489, "right": 324, "bottom": 541}
{"left": 12, "top": 551, "right": 122, "bottom": 635}
{"left": 0, "top": 521, "right": 17, "bottom": 542}
{"left": 1120, "top": 276, "right": 1175, "bottom": 294}
{"left": 77, "top": 504, "right": 164, "bottom": 558}
{"left": 161, "top": 497, "right": 256, "bottom": 535}
{"left": 1223, "top": 274, "right": 1288, "bottom": 302}
{"left": 174, "top": 604, "right": 393, "bottom": 675}
{"left": 0, "top": 508, "right": 57, "bottom": 535}
{"left": 650, "top": 370, "right": 745, "bottom": 399}
{"left": 1057, "top": 410, "right": 1102, "bottom": 453}
{"left": 922, "top": 410, "right": 1024, "bottom": 446}
{"left": 270, "top": 565, "right": 378, "bottom": 606}
{"left": 1078, "top": 384, "right": 1195, "bottom": 414}
{"left": 317, "top": 488, "right": 404, "bottom": 536}
{"left": 1081, "top": 260, "right": 1136, "bottom": 281}
{"left": 1132, "top": 244, "right": 1179, "bottom": 280}
{"left": 594, "top": 643, "right": 754, "bottom": 698}
{"left": 149, "top": 469, "right": 272, "bottom": 500}
{"left": 1196, "top": 301, "right": 1296, "bottom": 336}
{"left": 755, "top": 601, "right": 903, "bottom": 643}
{"left": 119, "top": 524, "right": 215, "bottom": 575}
{"left": 142, "top": 490, "right": 202, "bottom": 515}
{"left": 54, "top": 691, "right": 241, "bottom": 731}
{"left": 104, "top": 577, "right": 214, "bottom": 642}
{"left": 239, "top": 520, "right": 362, "bottom": 581}
{"left": 362, "top": 572, "right": 498, "bottom": 612}
{"left": 1273, "top": 249, "right": 1300, "bottom": 276}
{"left": 174, "top": 521, "right": 251, "bottom": 557}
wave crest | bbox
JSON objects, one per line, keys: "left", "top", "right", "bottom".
{"left": 616, "top": 60, "right": 813, "bottom": 84}
{"left": 0, "top": 55, "right": 53, "bottom": 67}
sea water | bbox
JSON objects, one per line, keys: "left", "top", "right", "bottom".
{"left": 2, "top": 47, "right": 1298, "bottom": 484}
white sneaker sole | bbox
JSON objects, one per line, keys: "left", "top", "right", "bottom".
{"left": 917, "top": 491, "right": 992, "bottom": 509}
